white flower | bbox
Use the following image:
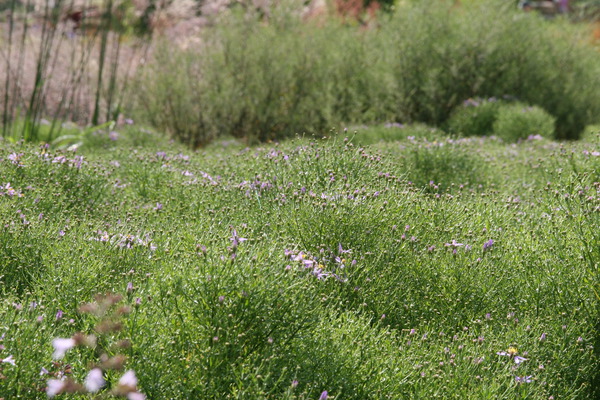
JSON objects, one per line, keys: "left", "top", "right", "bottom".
{"left": 46, "top": 379, "right": 66, "bottom": 397}
{"left": 127, "top": 392, "right": 146, "bottom": 400}
{"left": 84, "top": 368, "right": 105, "bottom": 393}
{"left": 118, "top": 370, "right": 138, "bottom": 388}
{"left": 52, "top": 338, "right": 76, "bottom": 359}
{"left": 2, "top": 355, "right": 15, "bottom": 366}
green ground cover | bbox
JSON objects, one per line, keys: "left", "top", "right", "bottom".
{"left": 0, "top": 127, "right": 598, "bottom": 399}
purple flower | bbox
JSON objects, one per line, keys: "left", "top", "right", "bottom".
{"left": 55, "top": 309, "right": 63, "bottom": 320}
{"left": 514, "top": 356, "right": 528, "bottom": 364}
{"left": 319, "top": 391, "right": 328, "bottom": 400}
{"left": 291, "top": 380, "right": 299, "bottom": 388}
{"left": 483, "top": 239, "right": 494, "bottom": 251}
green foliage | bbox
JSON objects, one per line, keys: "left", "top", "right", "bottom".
{"left": 492, "top": 103, "right": 556, "bottom": 142}
{"left": 350, "top": 123, "right": 445, "bottom": 145}
{"left": 446, "top": 98, "right": 503, "bottom": 136}
{"left": 1, "top": 131, "right": 599, "bottom": 398}
{"left": 133, "top": 0, "right": 600, "bottom": 146}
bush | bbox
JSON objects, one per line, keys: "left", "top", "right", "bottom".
{"left": 132, "top": 0, "right": 600, "bottom": 146}
{"left": 492, "top": 103, "right": 556, "bottom": 142}
{"left": 446, "top": 97, "right": 503, "bottom": 136}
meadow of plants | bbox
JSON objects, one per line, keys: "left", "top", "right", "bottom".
{"left": 1, "top": 0, "right": 600, "bottom": 399}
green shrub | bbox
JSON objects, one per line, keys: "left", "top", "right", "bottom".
{"left": 446, "top": 97, "right": 503, "bottom": 136}
{"left": 351, "top": 122, "right": 445, "bottom": 145}
{"left": 132, "top": 0, "right": 600, "bottom": 145}
{"left": 492, "top": 103, "right": 556, "bottom": 142}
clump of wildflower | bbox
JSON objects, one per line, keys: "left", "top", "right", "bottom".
{"left": 1, "top": 183, "right": 24, "bottom": 197}
{"left": 286, "top": 246, "right": 354, "bottom": 282}
{"left": 45, "top": 293, "right": 145, "bottom": 398}
{"left": 515, "top": 376, "right": 533, "bottom": 383}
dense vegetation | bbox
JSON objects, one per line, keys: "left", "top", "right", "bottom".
{"left": 133, "top": 0, "right": 600, "bottom": 146}
{"left": 0, "top": 126, "right": 599, "bottom": 398}
{"left": 1, "top": 0, "right": 600, "bottom": 399}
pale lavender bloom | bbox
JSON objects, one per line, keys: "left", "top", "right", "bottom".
{"left": 539, "top": 333, "right": 546, "bottom": 342}
{"left": 118, "top": 370, "right": 138, "bottom": 388}
{"left": 84, "top": 368, "right": 105, "bottom": 392}
{"left": 52, "top": 155, "right": 67, "bottom": 164}
{"left": 154, "top": 203, "right": 163, "bottom": 211}
{"left": 127, "top": 282, "right": 134, "bottom": 293}
{"left": 291, "top": 380, "right": 299, "bottom": 388}
{"left": 515, "top": 376, "right": 532, "bottom": 383}
{"left": 73, "top": 155, "right": 84, "bottom": 169}
{"left": 319, "top": 391, "right": 328, "bottom": 400}
{"left": 40, "top": 367, "right": 49, "bottom": 375}
{"left": 514, "top": 356, "right": 528, "bottom": 364}
{"left": 46, "top": 379, "right": 66, "bottom": 397}
{"left": 338, "top": 244, "right": 351, "bottom": 254}
{"left": 2, "top": 355, "right": 15, "bottom": 366}
{"left": 52, "top": 338, "right": 76, "bottom": 359}
{"left": 445, "top": 240, "right": 464, "bottom": 248}
{"left": 127, "top": 393, "right": 146, "bottom": 400}
{"left": 109, "top": 131, "right": 120, "bottom": 141}
{"left": 55, "top": 309, "right": 63, "bottom": 320}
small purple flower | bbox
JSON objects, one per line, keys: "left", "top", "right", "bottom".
{"left": 483, "top": 239, "right": 494, "bottom": 251}
{"left": 127, "top": 282, "right": 134, "bottom": 293}
{"left": 539, "top": 333, "right": 546, "bottom": 342}
{"left": 319, "top": 391, "right": 328, "bottom": 400}
{"left": 55, "top": 309, "right": 63, "bottom": 320}
{"left": 291, "top": 380, "right": 298, "bottom": 388}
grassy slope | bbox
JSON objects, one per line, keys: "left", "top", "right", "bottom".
{"left": 0, "top": 128, "right": 598, "bottom": 399}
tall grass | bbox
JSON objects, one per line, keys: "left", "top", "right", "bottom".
{"left": 0, "top": 0, "right": 147, "bottom": 143}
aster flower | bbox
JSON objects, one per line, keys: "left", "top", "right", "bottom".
{"left": 84, "top": 368, "right": 105, "bottom": 393}
{"left": 515, "top": 376, "right": 533, "bottom": 383}
{"left": 52, "top": 338, "right": 76, "bottom": 359}
{"left": 497, "top": 346, "right": 528, "bottom": 364}
{"left": 445, "top": 240, "right": 464, "bottom": 248}
{"left": 2, "top": 355, "right": 15, "bottom": 366}
{"left": 46, "top": 379, "right": 66, "bottom": 397}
